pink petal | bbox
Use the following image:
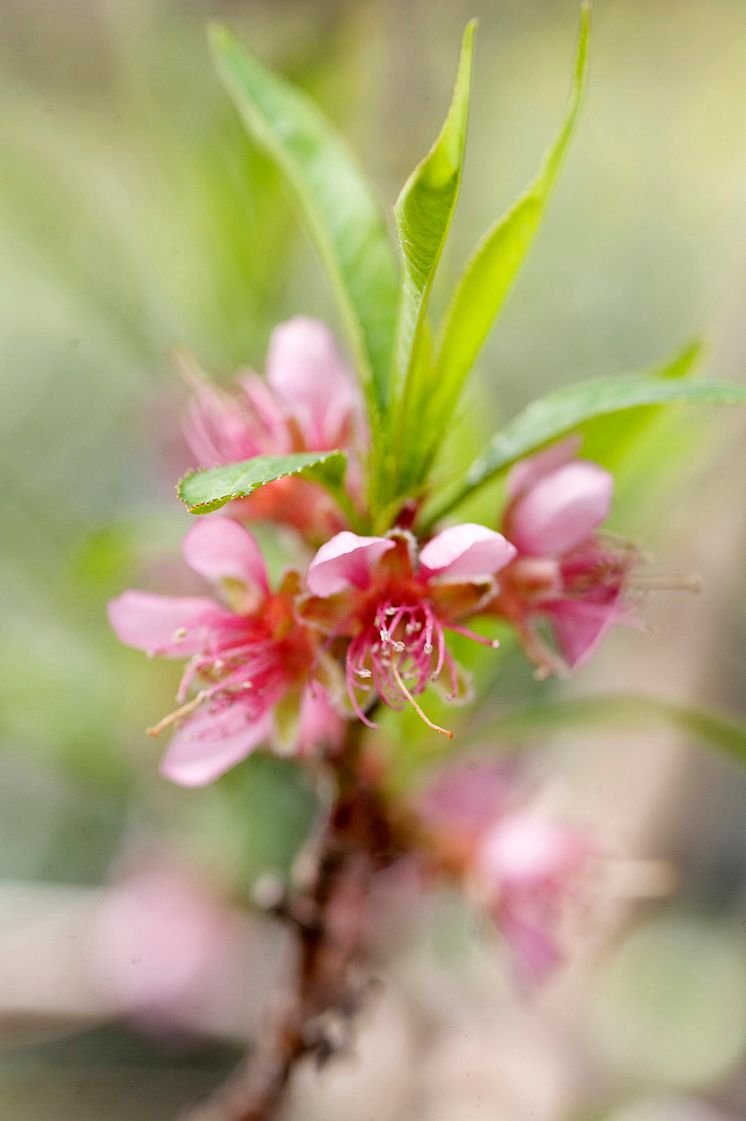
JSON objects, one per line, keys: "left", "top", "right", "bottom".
{"left": 182, "top": 517, "right": 268, "bottom": 599}
{"left": 108, "top": 591, "right": 225, "bottom": 656}
{"left": 481, "top": 813, "right": 592, "bottom": 986}
{"left": 547, "top": 600, "right": 618, "bottom": 669}
{"left": 420, "top": 523, "right": 517, "bottom": 580}
{"left": 238, "top": 373, "right": 291, "bottom": 453}
{"left": 307, "top": 531, "right": 395, "bottom": 597}
{"left": 506, "top": 436, "right": 582, "bottom": 503}
{"left": 183, "top": 379, "right": 261, "bottom": 467}
{"left": 296, "top": 687, "right": 345, "bottom": 755}
{"left": 508, "top": 461, "right": 613, "bottom": 556}
{"left": 160, "top": 704, "right": 273, "bottom": 787}
{"left": 418, "top": 759, "right": 517, "bottom": 837}
{"left": 92, "top": 864, "right": 231, "bottom": 1021}
{"left": 497, "top": 908, "right": 563, "bottom": 986}
{"left": 480, "top": 814, "right": 590, "bottom": 887}
{"left": 266, "top": 317, "right": 357, "bottom": 448}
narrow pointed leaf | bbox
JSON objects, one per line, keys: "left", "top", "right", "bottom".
{"left": 427, "top": 4, "right": 590, "bottom": 434}
{"left": 472, "top": 693, "right": 746, "bottom": 767}
{"left": 576, "top": 336, "right": 704, "bottom": 467}
{"left": 209, "top": 23, "right": 399, "bottom": 412}
{"left": 393, "top": 20, "right": 476, "bottom": 392}
{"left": 178, "top": 450, "right": 346, "bottom": 514}
{"left": 423, "top": 372, "right": 746, "bottom": 526}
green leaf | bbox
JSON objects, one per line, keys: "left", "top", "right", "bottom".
{"left": 423, "top": 372, "right": 746, "bottom": 527}
{"left": 209, "top": 22, "right": 399, "bottom": 414}
{"left": 393, "top": 20, "right": 476, "bottom": 411}
{"left": 471, "top": 693, "right": 746, "bottom": 768}
{"left": 178, "top": 449, "right": 346, "bottom": 514}
{"left": 575, "top": 336, "right": 704, "bottom": 468}
{"left": 424, "top": 3, "right": 590, "bottom": 447}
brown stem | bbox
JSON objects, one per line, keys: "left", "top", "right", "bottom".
{"left": 181, "top": 719, "right": 398, "bottom": 1121}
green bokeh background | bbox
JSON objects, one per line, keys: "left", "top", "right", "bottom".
{"left": 2, "top": 1, "right": 746, "bottom": 1118}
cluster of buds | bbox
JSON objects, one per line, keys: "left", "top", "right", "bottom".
{"left": 110, "top": 318, "right": 643, "bottom": 781}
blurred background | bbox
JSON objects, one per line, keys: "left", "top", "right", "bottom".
{"left": 2, "top": 0, "right": 746, "bottom": 1118}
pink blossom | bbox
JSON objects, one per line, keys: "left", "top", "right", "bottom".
{"left": 492, "top": 437, "right": 638, "bottom": 672}
{"left": 416, "top": 758, "right": 518, "bottom": 843}
{"left": 181, "top": 318, "right": 362, "bottom": 540}
{"left": 303, "top": 526, "right": 516, "bottom": 735}
{"left": 477, "top": 812, "right": 594, "bottom": 984}
{"left": 419, "top": 759, "right": 595, "bottom": 984}
{"left": 108, "top": 517, "right": 340, "bottom": 785}
{"left": 91, "top": 861, "right": 235, "bottom": 1029}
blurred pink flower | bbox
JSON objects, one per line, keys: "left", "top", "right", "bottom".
{"left": 492, "top": 437, "right": 638, "bottom": 673}
{"left": 478, "top": 811, "right": 594, "bottom": 984}
{"left": 419, "top": 759, "right": 596, "bottom": 984}
{"left": 91, "top": 862, "right": 235, "bottom": 1030}
{"left": 302, "top": 526, "right": 516, "bottom": 735}
{"left": 108, "top": 517, "right": 342, "bottom": 785}
{"left": 182, "top": 317, "right": 363, "bottom": 540}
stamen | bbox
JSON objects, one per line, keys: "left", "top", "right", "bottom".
{"left": 391, "top": 661, "right": 453, "bottom": 740}
{"left": 171, "top": 627, "right": 187, "bottom": 641}
{"left": 147, "top": 689, "right": 209, "bottom": 737}
{"left": 445, "top": 623, "right": 501, "bottom": 648}
{"left": 629, "top": 572, "right": 702, "bottom": 593}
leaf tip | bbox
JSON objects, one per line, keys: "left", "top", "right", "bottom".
{"left": 576, "top": 3, "right": 592, "bottom": 70}
{"left": 207, "top": 20, "right": 235, "bottom": 58}
{"left": 464, "top": 17, "right": 479, "bottom": 43}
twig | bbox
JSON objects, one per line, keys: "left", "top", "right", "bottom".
{"left": 180, "top": 720, "right": 398, "bottom": 1121}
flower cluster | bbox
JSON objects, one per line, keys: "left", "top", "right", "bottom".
{"left": 110, "top": 318, "right": 647, "bottom": 786}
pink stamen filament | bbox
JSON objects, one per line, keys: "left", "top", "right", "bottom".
{"left": 445, "top": 623, "right": 501, "bottom": 648}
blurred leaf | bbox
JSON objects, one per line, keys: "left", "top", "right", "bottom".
{"left": 579, "top": 336, "right": 704, "bottom": 469}
{"left": 422, "top": 372, "right": 746, "bottom": 527}
{"left": 178, "top": 449, "right": 346, "bottom": 514}
{"left": 188, "top": 751, "right": 319, "bottom": 890}
{"left": 209, "top": 22, "right": 399, "bottom": 415}
{"left": 472, "top": 692, "right": 746, "bottom": 767}
{"left": 422, "top": 3, "right": 590, "bottom": 464}
{"left": 390, "top": 21, "right": 476, "bottom": 492}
